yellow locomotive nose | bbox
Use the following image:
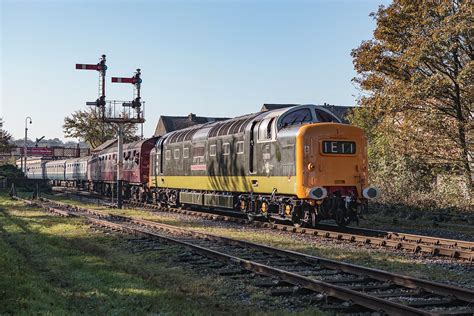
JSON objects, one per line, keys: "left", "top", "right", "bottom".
{"left": 295, "top": 123, "right": 369, "bottom": 200}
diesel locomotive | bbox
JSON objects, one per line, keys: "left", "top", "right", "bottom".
{"left": 24, "top": 105, "right": 379, "bottom": 227}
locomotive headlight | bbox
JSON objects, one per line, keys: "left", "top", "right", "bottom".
{"left": 363, "top": 186, "right": 380, "bottom": 199}
{"left": 309, "top": 187, "right": 327, "bottom": 200}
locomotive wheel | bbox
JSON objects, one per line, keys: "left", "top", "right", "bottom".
{"left": 292, "top": 206, "right": 316, "bottom": 228}
{"left": 247, "top": 214, "right": 255, "bottom": 222}
{"left": 335, "top": 208, "right": 351, "bottom": 227}
{"left": 309, "top": 211, "right": 317, "bottom": 228}
{"left": 291, "top": 206, "right": 304, "bottom": 227}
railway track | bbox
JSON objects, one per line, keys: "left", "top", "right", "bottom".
{"left": 14, "top": 196, "right": 474, "bottom": 315}
{"left": 50, "top": 187, "right": 474, "bottom": 261}
{"left": 130, "top": 202, "right": 474, "bottom": 261}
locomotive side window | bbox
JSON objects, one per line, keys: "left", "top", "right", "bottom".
{"left": 210, "top": 144, "right": 217, "bottom": 157}
{"left": 222, "top": 143, "right": 230, "bottom": 155}
{"left": 236, "top": 141, "right": 244, "bottom": 154}
{"left": 174, "top": 149, "right": 180, "bottom": 160}
{"left": 165, "top": 150, "right": 171, "bottom": 160}
{"left": 258, "top": 118, "right": 275, "bottom": 141}
{"left": 183, "top": 147, "right": 189, "bottom": 158}
{"left": 193, "top": 146, "right": 205, "bottom": 157}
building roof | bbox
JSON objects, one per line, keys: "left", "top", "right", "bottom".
{"left": 154, "top": 113, "right": 229, "bottom": 137}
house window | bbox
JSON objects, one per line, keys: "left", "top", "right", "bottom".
{"left": 210, "top": 144, "right": 217, "bottom": 157}
{"left": 237, "top": 141, "right": 244, "bottom": 154}
{"left": 183, "top": 147, "right": 189, "bottom": 158}
{"left": 222, "top": 143, "right": 230, "bottom": 155}
{"left": 174, "top": 148, "right": 180, "bottom": 160}
{"left": 165, "top": 150, "right": 171, "bottom": 160}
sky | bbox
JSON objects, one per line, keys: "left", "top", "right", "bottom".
{"left": 1, "top": 0, "right": 389, "bottom": 142}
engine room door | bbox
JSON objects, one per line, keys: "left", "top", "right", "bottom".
{"left": 249, "top": 121, "right": 257, "bottom": 174}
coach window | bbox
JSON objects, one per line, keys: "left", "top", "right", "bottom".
{"left": 165, "top": 150, "right": 171, "bottom": 160}
{"left": 174, "top": 148, "right": 180, "bottom": 160}
{"left": 210, "top": 144, "right": 217, "bottom": 157}
{"left": 135, "top": 153, "right": 140, "bottom": 164}
{"left": 183, "top": 147, "right": 189, "bottom": 159}
{"left": 222, "top": 143, "right": 230, "bottom": 155}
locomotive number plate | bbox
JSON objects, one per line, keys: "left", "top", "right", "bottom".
{"left": 322, "top": 141, "right": 356, "bottom": 154}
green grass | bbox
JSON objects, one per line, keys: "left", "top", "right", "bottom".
{"left": 357, "top": 208, "right": 474, "bottom": 238}
{"left": 0, "top": 194, "right": 271, "bottom": 315}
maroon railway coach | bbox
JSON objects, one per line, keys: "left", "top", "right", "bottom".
{"left": 91, "top": 137, "right": 158, "bottom": 198}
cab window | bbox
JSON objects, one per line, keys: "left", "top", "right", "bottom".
{"left": 279, "top": 109, "right": 312, "bottom": 128}
{"left": 315, "top": 109, "right": 339, "bottom": 122}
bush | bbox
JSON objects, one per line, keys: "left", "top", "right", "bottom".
{"left": 0, "top": 164, "right": 25, "bottom": 179}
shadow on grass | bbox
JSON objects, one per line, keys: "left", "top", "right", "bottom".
{"left": 0, "top": 209, "right": 256, "bottom": 315}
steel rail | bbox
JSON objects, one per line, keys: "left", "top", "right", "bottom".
{"left": 22, "top": 197, "right": 474, "bottom": 315}
{"left": 45, "top": 190, "right": 474, "bottom": 260}
{"left": 131, "top": 201, "right": 474, "bottom": 261}
{"left": 87, "top": 217, "right": 435, "bottom": 316}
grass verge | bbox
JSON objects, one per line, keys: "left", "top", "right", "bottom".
{"left": 0, "top": 193, "right": 275, "bottom": 315}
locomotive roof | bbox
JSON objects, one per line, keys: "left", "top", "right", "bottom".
{"left": 154, "top": 113, "right": 229, "bottom": 137}
{"left": 161, "top": 104, "right": 342, "bottom": 144}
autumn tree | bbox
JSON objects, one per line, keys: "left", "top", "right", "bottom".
{"left": 351, "top": 0, "right": 473, "bottom": 202}
{"left": 63, "top": 108, "right": 139, "bottom": 149}
{"left": 0, "top": 126, "right": 13, "bottom": 152}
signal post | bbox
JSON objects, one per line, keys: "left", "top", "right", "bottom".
{"left": 76, "top": 55, "right": 145, "bottom": 209}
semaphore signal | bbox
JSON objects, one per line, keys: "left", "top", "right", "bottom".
{"left": 76, "top": 54, "right": 107, "bottom": 108}
{"left": 75, "top": 55, "right": 145, "bottom": 210}
{"left": 112, "top": 68, "right": 142, "bottom": 109}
